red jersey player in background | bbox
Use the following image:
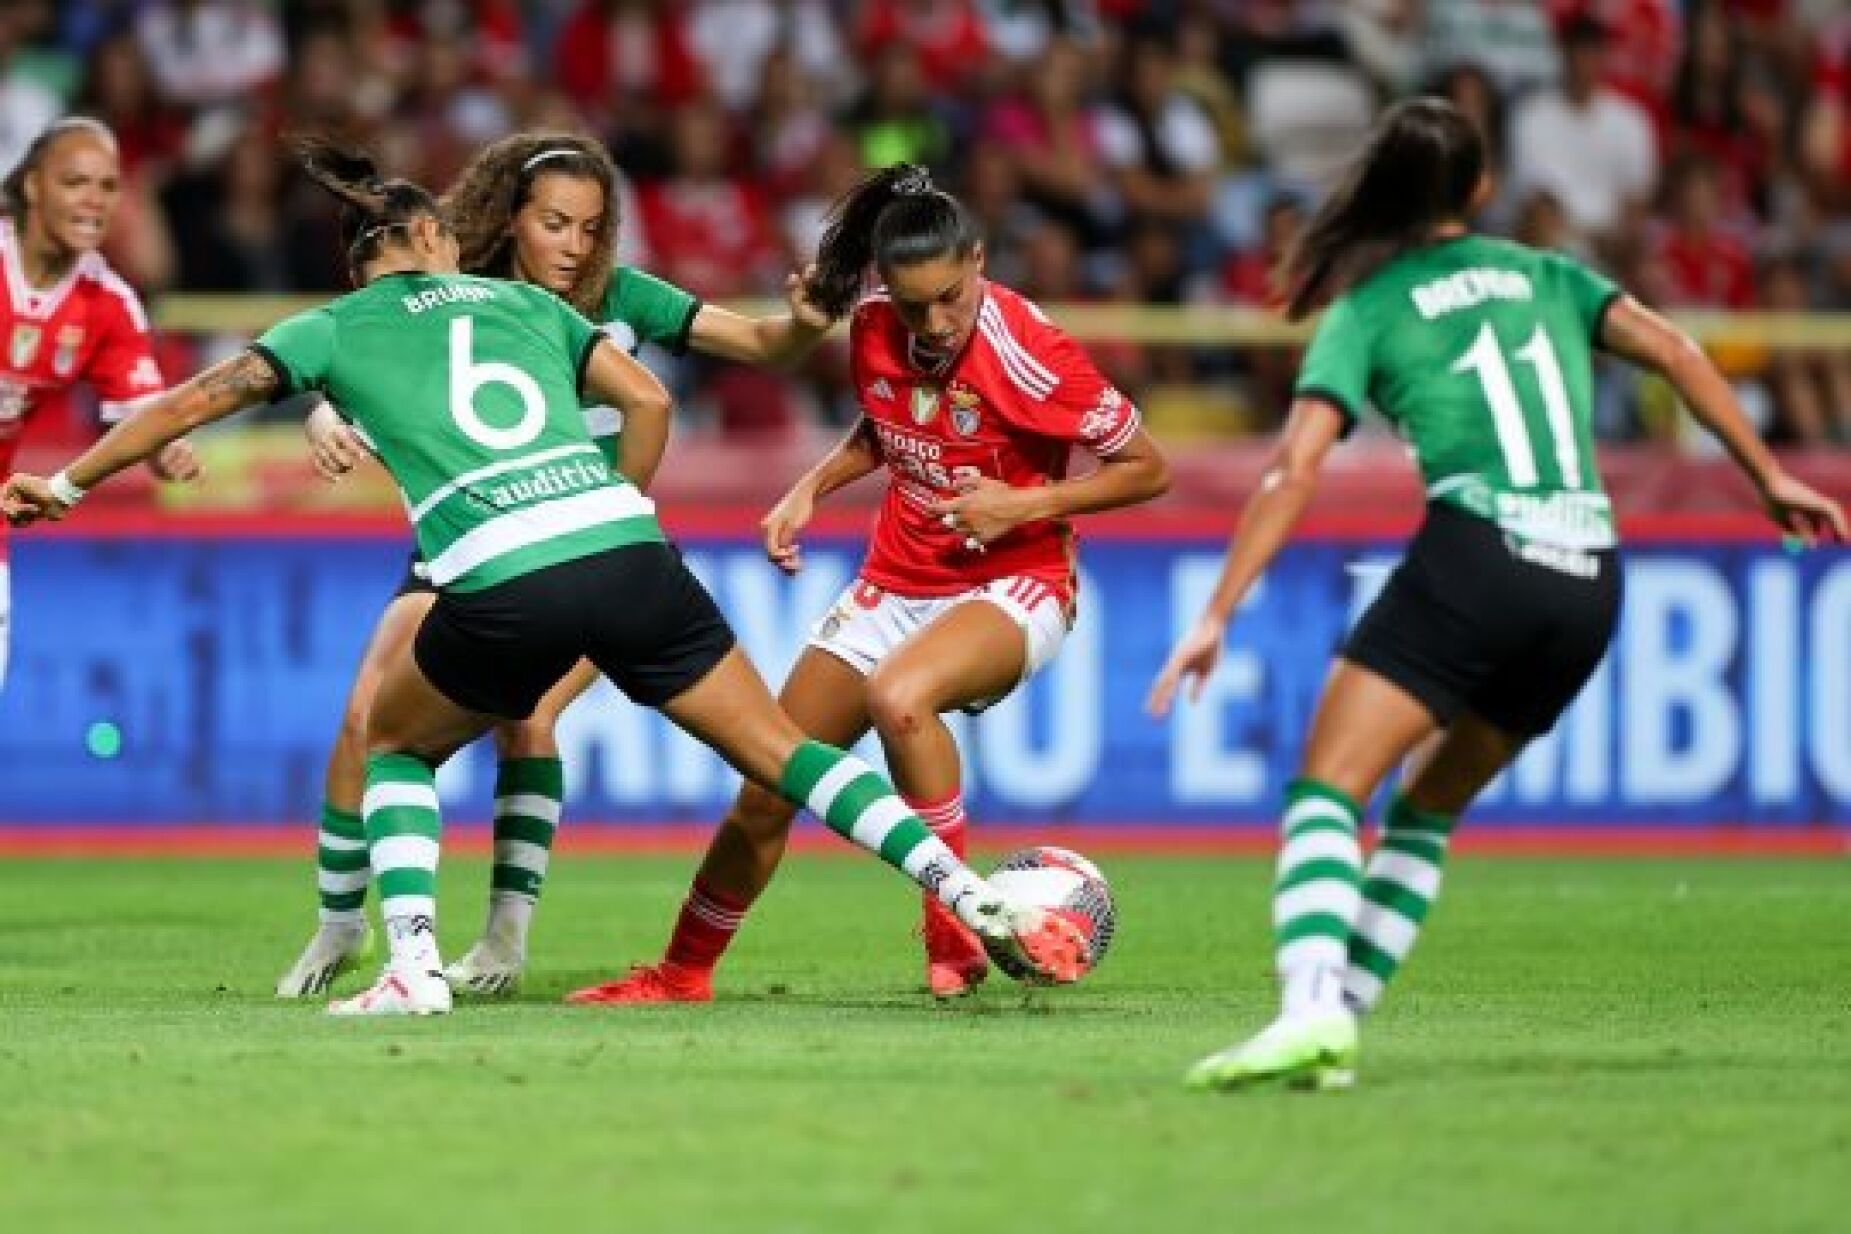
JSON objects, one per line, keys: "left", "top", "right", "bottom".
{"left": 570, "top": 164, "right": 1169, "bottom": 1006}
{"left": 0, "top": 117, "right": 197, "bottom": 691}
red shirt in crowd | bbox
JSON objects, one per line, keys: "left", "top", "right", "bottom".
{"left": 1651, "top": 224, "right": 1756, "bottom": 309}
{"left": 634, "top": 177, "right": 780, "bottom": 299}
{"left": 855, "top": 0, "right": 990, "bottom": 92}
{"left": 554, "top": 0, "right": 705, "bottom": 112}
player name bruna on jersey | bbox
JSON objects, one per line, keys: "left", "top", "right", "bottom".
{"left": 402, "top": 282, "right": 498, "bottom": 314}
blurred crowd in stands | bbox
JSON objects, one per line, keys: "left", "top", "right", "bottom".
{"left": 2, "top": 0, "right": 1846, "bottom": 447}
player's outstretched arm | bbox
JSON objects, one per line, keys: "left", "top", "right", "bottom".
{"left": 762, "top": 416, "right": 882, "bottom": 574}
{"left": 3, "top": 350, "right": 278, "bottom": 525}
{"left": 1147, "top": 398, "right": 1347, "bottom": 716}
{"left": 689, "top": 265, "right": 837, "bottom": 369}
{"left": 582, "top": 338, "right": 674, "bottom": 492}
{"left": 1600, "top": 296, "right": 1846, "bottom": 545}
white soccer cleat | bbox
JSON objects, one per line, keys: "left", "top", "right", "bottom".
{"left": 276, "top": 922, "right": 372, "bottom": 999}
{"left": 1185, "top": 1008, "right": 1360, "bottom": 1092}
{"left": 327, "top": 964, "right": 453, "bottom": 1017}
{"left": 444, "top": 937, "right": 525, "bottom": 997}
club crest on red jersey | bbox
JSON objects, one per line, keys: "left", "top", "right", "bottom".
{"left": 948, "top": 383, "right": 982, "bottom": 436}
{"left": 910, "top": 384, "right": 939, "bottom": 425}
{"left": 8, "top": 323, "right": 41, "bottom": 370}
{"left": 53, "top": 326, "right": 84, "bottom": 377}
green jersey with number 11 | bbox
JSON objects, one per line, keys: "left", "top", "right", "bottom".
{"left": 1296, "top": 234, "right": 1622, "bottom": 549}
{"left": 256, "top": 272, "right": 665, "bottom": 591}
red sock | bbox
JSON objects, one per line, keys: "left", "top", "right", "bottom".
{"left": 663, "top": 877, "right": 753, "bottom": 972}
{"left": 909, "top": 792, "right": 967, "bottom": 857}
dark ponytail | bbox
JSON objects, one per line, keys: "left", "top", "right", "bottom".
{"left": 291, "top": 135, "right": 443, "bottom": 278}
{"left": 1279, "top": 98, "right": 1485, "bottom": 320}
{"left": 1, "top": 116, "right": 117, "bottom": 225}
{"left": 805, "top": 163, "right": 982, "bottom": 318}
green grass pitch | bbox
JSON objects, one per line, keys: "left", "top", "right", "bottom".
{"left": 2, "top": 852, "right": 1847, "bottom": 1233}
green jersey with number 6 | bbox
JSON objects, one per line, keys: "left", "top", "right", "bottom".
{"left": 256, "top": 272, "right": 664, "bottom": 591}
{"left": 1296, "top": 234, "right": 1622, "bottom": 549}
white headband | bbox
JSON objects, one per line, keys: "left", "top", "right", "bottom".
{"left": 522, "top": 148, "right": 580, "bottom": 174}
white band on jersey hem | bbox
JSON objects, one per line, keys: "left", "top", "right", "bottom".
{"left": 409, "top": 442, "right": 605, "bottom": 523}
{"left": 426, "top": 485, "right": 654, "bottom": 586}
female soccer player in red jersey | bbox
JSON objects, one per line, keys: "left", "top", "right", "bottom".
{"left": 0, "top": 116, "right": 196, "bottom": 693}
{"left": 277, "top": 132, "right": 840, "bottom": 1000}
{"left": 570, "top": 164, "right": 1170, "bottom": 1006}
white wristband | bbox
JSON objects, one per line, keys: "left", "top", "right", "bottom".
{"left": 48, "top": 470, "right": 86, "bottom": 508}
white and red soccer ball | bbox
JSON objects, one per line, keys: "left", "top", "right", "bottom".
{"left": 984, "top": 846, "right": 1117, "bottom": 984}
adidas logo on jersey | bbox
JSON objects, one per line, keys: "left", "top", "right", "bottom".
{"left": 866, "top": 378, "right": 894, "bottom": 402}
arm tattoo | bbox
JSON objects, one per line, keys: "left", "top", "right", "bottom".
{"left": 188, "top": 351, "right": 279, "bottom": 420}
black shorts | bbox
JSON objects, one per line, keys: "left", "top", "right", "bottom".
{"left": 1342, "top": 503, "right": 1622, "bottom": 738}
{"left": 393, "top": 549, "right": 434, "bottom": 599}
{"left": 412, "top": 543, "right": 737, "bottom": 720}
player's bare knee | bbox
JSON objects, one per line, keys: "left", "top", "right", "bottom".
{"left": 866, "top": 670, "right": 932, "bottom": 740}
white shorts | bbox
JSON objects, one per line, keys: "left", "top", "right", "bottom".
{"left": 0, "top": 560, "right": 10, "bottom": 693}
{"left": 809, "top": 574, "right": 1072, "bottom": 713}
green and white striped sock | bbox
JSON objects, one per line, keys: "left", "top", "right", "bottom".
{"left": 777, "top": 740, "right": 987, "bottom": 910}
{"left": 1273, "top": 778, "right": 1363, "bottom": 1014}
{"left": 316, "top": 802, "right": 369, "bottom": 926}
{"left": 486, "top": 757, "right": 563, "bottom": 945}
{"left": 362, "top": 752, "right": 444, "bottom": 972}
{"left": 1343, "top": 795, "right": 1457, "bottom": 1013}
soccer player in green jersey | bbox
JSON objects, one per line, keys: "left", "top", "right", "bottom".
{"left": 1, "top": 139, "right": 1088, "bottom": 1016}
{"left": 277, "top": 132, "right": 840, "bottom": 1000}
{"left": 1146, "top": 99, "right": 1845, "bottom": 1090}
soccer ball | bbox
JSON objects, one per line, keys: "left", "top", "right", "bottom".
{"left": 984, "top": 846, "right": 1117, "bottom": 983}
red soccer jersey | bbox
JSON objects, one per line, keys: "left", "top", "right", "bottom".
{"left": 0, "top": 217, "right": 164, "bottom": 549}
{"left": 848, "top": 281, "right": 1141, "bottom": 602}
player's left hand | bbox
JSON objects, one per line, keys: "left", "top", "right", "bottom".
{"left": 786, "top": 263, "right": 834, "bottom": 332}
{"left": 2, "top": 473, "right": 69, "bottom": 527}
{"left": 1147, "top": 616, "right": 1225, "bottom": 718}
{"left": 930, "top": 476, "right": 1037, "bottom": 550}
{"left": 149, "top": 439, "right": 202, "bottom": 483}
{"left": 1760, "top": 470, "right": 1847, "bottom": 547}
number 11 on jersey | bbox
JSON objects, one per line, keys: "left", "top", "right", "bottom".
{"left": 1452, "top": 321, "right": 1583, "bottom": 490}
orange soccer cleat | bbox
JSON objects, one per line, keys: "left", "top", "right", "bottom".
{"left": 921, "top": 894, "right": 990, "bottom": 999}
{"left": 564, "top": 962, "right": 714, "bottom": 1006}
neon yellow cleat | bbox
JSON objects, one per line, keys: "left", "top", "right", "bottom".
{"left": 1185, "top": 1009, "right": 1360, "bottom": 1092}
